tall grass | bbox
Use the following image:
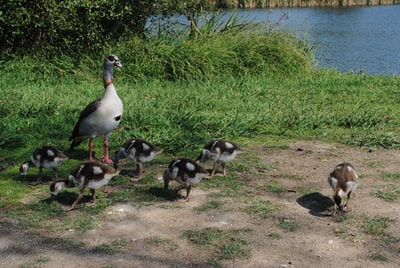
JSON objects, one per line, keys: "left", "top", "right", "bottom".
{"left": 117, "top": 11, "right": 314, "bottom": 81}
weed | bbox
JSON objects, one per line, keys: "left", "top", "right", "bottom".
{"left": 371, "top": 252, "right": 389, "bottom": 262}
{"left": 182, "top": 228, "right": 251, "bottom": 261}
{"left": 275, "top": 216, "right": 299, "bottom": 232}
{"left": 362, "top": 216, "right": 394, "bottom": 236}
{"left": 243, "top": 199, "right": 276, "bottom": 219}
{"left": 93, "top": 239, "right": 128, "bottom": 254}
{"left": 371, "top": 184, "right": 400, "bottom": 201}
{"left": 195, "top": 200, "right": 224, "bottom": 212}
{"left": 53, "top": 238, "right": 85, "bottom": 249}
{"left": 379, "top": 235, "right": 400, "bottom": 244}
{"left": 149, "top": 236, "right": 172, "bottom": 246}
{"left": 37, "top": 257, "right": 50, "bottom": 263}
{"left": 264, "top": 180, "right": 287, "bottom": 193}
{"left": 201, "top": 175, "right": 243, "bottom": 197}
{"left": 268, "top": 232, "right": 282, "bottom": 239}
{"left": 382, "top": 172, "right": 400, "bottom": 182}
{"left": 332, "top": 214, "right": 350, "bottom": 223}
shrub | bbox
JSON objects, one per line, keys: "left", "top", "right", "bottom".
{"left": 0, "top": 0, "right": 157, "bottom": 56}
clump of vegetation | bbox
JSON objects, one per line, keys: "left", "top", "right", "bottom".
{"left": 0, "top": 0, "right": 159, "bottom": 55}
{"left": 371, "top": 184, "right": 400, "bottom": 201}
{"left": 243, "top": 199, "right": 276, "bottom": 219}
{"left": 264, "top": 180, "right": 287, "bottom": 193}
{"left": 196, "top": 200, "right": 224, "bottom": 212}
{"left": 362, "top": 216, "right": 394, "bottom": 236}
{"left": 93, "top": 239, "right": 129, "bottom": 254}
{"left": 275, "top": 216, "right": 299, "bottom": 232}
{"left": 182, "top": 228, "right": 251, "bottom": 261}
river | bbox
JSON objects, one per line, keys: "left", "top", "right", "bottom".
{"left": 148, "top": 5, "right": 400, "bottom": 76}
{"left": 236, "top": 5, "right": 400, "bottom": 76}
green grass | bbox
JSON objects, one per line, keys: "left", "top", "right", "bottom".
{"left": 195, "top": 200, "right": 224, "bottom": 212}
{"left": 264, "top": 180, "right": 287, "bottom": 193}
{"left": 362, "top": 216, "right": 394, "bottom": 236}
{"left": 201, "top": 174, "right": 243, "bottom": 197}
{"left": 370, "top": 252, "right": 389, "bottom": 262}
{"left": 93, "top": 239, "right": 129, "bottom": 254}
{"left": 243, "top": 199, "right": 276, "bottom": 219}
{"left": 382, "top": 172, "right": 400, "bottom": 182}
{"left": 182, "top": 228, "right": 251, "bottom": 261}
{"left": 275, "top": 216, "right": 299, "bottom": 232}
{"left": 371, "top": 184, "right": 400, "bottom": 201}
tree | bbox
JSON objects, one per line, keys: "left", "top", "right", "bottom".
{"left": 0, "top": 0, "right": 159, "bottom": 55}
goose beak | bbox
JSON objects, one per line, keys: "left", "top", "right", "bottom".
{"left": 115, "top": 61, "right": 123, "bottom": 68}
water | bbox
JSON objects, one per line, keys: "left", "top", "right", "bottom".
{"left": 234, "top": 5, "right": 400, "bottom": 76}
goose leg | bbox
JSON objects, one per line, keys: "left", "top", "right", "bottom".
{"left": 102, "top": 139, "right": 113, "bottom": 163}
{"left": 343, "top": 191, "right": 352, "bottom": 211}
{"left": 177, "top": 185, "right": 191, "bottom": 203}
{"left": 172, "top": 185, "right": 185, "bottom": 195}
{"left": 211, "top": 162, "right": 218, "bottom": 177}
{"left": 137, "top": 162, "right": 144, "bottom": 179}
{"left": 86, "top": 189, "right": 96, "bottom": 206}
{"left": 221, "top": 163, "right": 227, "bottom": 176}
{"left": 88, "top": 139, "right": 94, "bottom": 161}
{"left": 65, "top": 192, "right": 84, "bottom": 211}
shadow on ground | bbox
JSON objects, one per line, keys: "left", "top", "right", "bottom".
{"left": 296, "top": 192, "right": 334, "bottom": 217}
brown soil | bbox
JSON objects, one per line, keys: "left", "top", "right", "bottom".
{"left": 1, "top": 140, "right": 399, "bottom": 268}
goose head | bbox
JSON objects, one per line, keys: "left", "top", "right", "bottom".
{"left": 103, "top": 54, "right": 123, "bottom": 84}
{"left": 19, "top": 161, "right": 31, "bottom": 176}
{"left": 50, "top": 177, "right": 74, "bottom": 198}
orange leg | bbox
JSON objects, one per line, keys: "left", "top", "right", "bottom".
{"left": 88, "top": 139, "right": 94, "bottom": 161}
{"left": 211, "top": 162, "right": 218, "bottom": 177}
{"left": 175, "top": 185, "right": 191, "bottom": 202}
{"left": 65, "top": 192, "right": 84, "bottom": 211}
{"left": 86, "top": 189, "right": 96, "bottom": 206}
{"left": 102, "top": 139, "right": 113, "bottom": 163}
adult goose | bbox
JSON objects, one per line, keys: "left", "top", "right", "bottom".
{"left": 111, "top": 138, "right": 160, "bottom": 180}
{"left": 69, "top": 54, "right": 123, "bottom": 163}
{"left": 162, "top": 158, "right": 209, "bottom": 202}
{"left": 195, "top": 140, "right": 242, "bottom": 177}
{"left": 50, "top": 161, "right": 120, "bottom": 211}
{"left": 328, "top": 162, "right": 359, "bottom": 215}
{"left": 20, "top": 145, "right": 68, "bottom": 185}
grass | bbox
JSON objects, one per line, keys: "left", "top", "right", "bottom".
{"left": 275, "top": 216, "right": 299, "bottom": 232}
{"left": 182, "top": 228, "right": 251, "bottom": 261}
{"left": 264, "top": 180, "right": 287, "bottom": 193}
{"left": 371, "top": 172, "right": 400, "bottom": 201}
{"left": 195, "top": 200, "right": 224, "bottom": 212}
{"left": 362, "top": 216, "right": 395, "bottom": 236}
{"left": 371, "top": 184, "right": 400, "bottom": 201}
{"left": 243, "top": 199, "right": 276, "bottom": 219}
{"left": 93, "top": 239, "right": 129, "bottom": 254}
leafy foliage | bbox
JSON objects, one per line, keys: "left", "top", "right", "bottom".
{"left": 0, "top": 0, "right": 158, "bottom": 56}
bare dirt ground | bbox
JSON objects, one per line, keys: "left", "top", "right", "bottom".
{"left": 1, "top": 140, "right": 400, "bottom": 268}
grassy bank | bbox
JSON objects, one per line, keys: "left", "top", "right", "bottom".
{"left": 0, "top": 16, "right": 400, "bottom": 242}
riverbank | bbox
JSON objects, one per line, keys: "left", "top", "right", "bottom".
{"left": 216, "top": 0, "right": 398, "bottom": 8}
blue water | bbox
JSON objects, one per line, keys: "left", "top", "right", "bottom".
{"left": 234, "top": 5, "right": 400, "bottom": 76}
{"left": 148, "top": 5, "right": 400, "bottom": 76}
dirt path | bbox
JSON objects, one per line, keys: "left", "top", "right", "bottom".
{"left": 1, "top": 140, "right": 399, "bottom": 267}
